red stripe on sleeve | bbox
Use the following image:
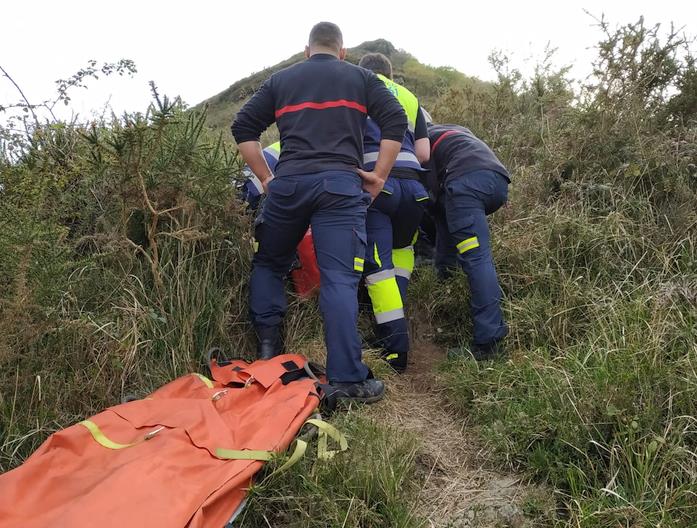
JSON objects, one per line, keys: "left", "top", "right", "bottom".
{"left": 275, "top": 99, "right": 368, "bottom": 118}
{"left": 430, "top": 130, "right": 461, "bottom": 155}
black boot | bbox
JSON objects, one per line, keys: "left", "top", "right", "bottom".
{"left": 327, "top": 378, "right": 385, "bottom": 404}
{"left": 471, "top": 338, "right": 506, "bottom": 361}
{"left": 382, "top": 350, "right": 407, "bottom": 373}
{"left": 255, "top": 326, "right": 283, "bottom": 360}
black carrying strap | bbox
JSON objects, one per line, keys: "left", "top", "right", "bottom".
{"left": 279, "top": 359, "right": 325, "bottom": 386}
{"left": 206, "top": 347, "right": 232, "bottom": 367}
{"left": 276, "top": 359, "right": 335, "bottom": 411}
{"left": 317, "top": 383, "right": 338, "bottom": 414}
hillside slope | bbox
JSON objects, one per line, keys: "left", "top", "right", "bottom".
{"left": 197, "top": 39, "right": 487, "bottom": 135}
{"left": 2, "top": 17, "right": 695, "bottom": 528}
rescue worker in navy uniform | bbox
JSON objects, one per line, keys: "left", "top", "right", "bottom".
{"left": 238, "top": 142, "right": 280, "bottom": 211}
{"left": 231, "top": 22, "right": 407, "bottom": 403}
{"left": 358, "top": 53, "right": 430, "bottom": 372}
{"left": 424, "top": 119, "right": 510, "bottom": 360}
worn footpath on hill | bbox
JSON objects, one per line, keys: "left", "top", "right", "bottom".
{"left": 364, "top": 338, "right": 542, "bottom": 528}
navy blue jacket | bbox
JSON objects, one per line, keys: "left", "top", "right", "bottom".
{"left": 425, "top": 124, "right": 510, "bottom": 198}
{"left": 231, "top": 54, "right": 408, "bottom": 178}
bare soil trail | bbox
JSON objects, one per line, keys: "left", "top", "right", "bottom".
{"left": 365, "top": 340, "right": 542, "bottom": 528}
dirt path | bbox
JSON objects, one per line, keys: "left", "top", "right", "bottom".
{"left": 365, "top": 341, "right": 539, "bottom": 528}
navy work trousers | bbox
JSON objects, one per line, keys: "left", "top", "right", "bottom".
{"left": 250, "top": 171, "right": 371, "bottom": 383}
{"left": 365, "top": 177, "right": 429, "bottom": 366}
{"left": 435, "top": 169, "right": 509, "bottom": 345}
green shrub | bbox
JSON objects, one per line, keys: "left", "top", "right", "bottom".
{"left": 0, "top": 92, "right": 254, "bottom": 469}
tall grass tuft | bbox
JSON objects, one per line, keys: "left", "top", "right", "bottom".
{"left": 238, "top": 413, "right": 425, "bottom": 527}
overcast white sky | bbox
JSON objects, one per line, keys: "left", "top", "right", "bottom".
{"left": 1, "top": 0, "right": 694, "bottom": 121}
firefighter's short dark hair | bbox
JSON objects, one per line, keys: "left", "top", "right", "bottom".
{"left": 358, "top": 53, "right": 393, "bottom": 79}
{"left": 308, "top": 22, "right": 343, "bottom": 52}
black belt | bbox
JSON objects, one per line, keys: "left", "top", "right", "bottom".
{"left": 390, "top": 168, "right": 422, "bottom": 180}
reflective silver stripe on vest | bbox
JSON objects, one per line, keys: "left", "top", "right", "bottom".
{"left": 394, "top": 267, "right": 411, "bottom": 279}
{"left": 265, "top": 147, "right": 280, "bottom": 160}
{"left": 365, "top": 268, "right": 396, "bottom": 285}
{"left": 363, "top": 151, "right": 421, "bottom": 165}
{"left": 249, "top": 173, "right": 264, "bottom": 194}
{"left": 375, "top": 307, "right": 405, "bottom": 324}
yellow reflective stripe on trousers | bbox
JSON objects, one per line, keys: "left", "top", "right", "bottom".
{"left": 394, "top": 267, "right": 411, "bottom": 279}
{"left": 374, "top": 308, "right": 405, "bottom": 324}
{"left": 373, "top": 243, "right": 382, "bottom": 268}
{"left": 392, "top": 246, "right": 414, "bottom": 278}
{"left": 457, "top": 236, "right": 480, "bottom": 254}
{"left": 354, "top": 257, "right": 364, "bottom": 272}
{"left": 80, "top": 420, "right": 138, "bottom": 450}
{"left": 366, "top": 272, "right": 404, "bottom": 323}
{"left": 364, "top": 268, "right": 394, "bottom": 285}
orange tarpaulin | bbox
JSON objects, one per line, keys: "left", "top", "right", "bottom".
{"left": 0, "top": 354, "right": 323, "bottom": 528}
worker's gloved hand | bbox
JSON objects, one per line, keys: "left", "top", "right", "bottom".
{"left": 356, "top": 168, "right": 385, "bottom": 201}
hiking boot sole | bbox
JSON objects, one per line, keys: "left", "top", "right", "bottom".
{"left": 336, "top": 392, "right": 385, "bottom": 404}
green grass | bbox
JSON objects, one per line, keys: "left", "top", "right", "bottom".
{"left": 238, "top": 413, "right": 425, "bottom": 528}
{"left": 412, "top": 193, "right": 697, "bottom": 526}
{"left": 410, "top": 200, "right": 697, "bottom": 526}
{"left": 408, "top": 17, "right": 697, "bottom": 527}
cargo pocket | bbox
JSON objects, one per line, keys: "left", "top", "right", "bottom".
{"left": 380, "top": 179, "right": 396, "bottom": 196}
{"left": 323, "top": 178, "right": 361, "bottom": 197}
{"left": 447, "top": 214, "right": 480, "bottom": 254}
{"left": 413, "top": 187, "right": 430, "bottom": 205}
{"left": 352, "top": 228, "right": 367, "bottom": 273}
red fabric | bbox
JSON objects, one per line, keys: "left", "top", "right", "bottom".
{"left": 0, "top": 355, "right": 320, "bottom": 528}
{"left": 275, "top": 99, "right": 367, "bottom": 118}
{"left": 430, "top": 129, "right": 462, "bottom": 155}
{"left": 290, "top": 229, "right": 321, "bottom": 299}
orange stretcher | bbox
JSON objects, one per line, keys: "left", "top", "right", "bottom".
{"left": 0, "top": 354, "right": 345, "bottom": 528}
